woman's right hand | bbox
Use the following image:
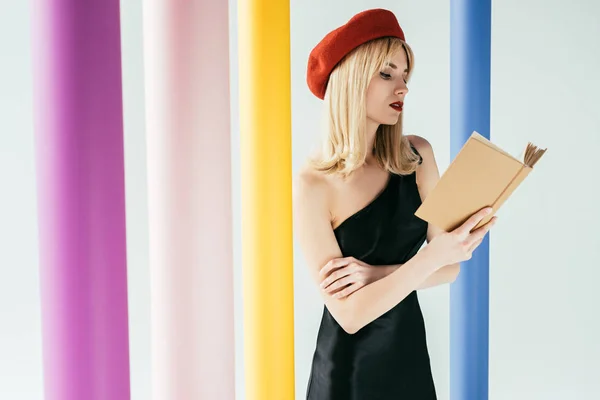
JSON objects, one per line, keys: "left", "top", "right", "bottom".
{"left": 425, "top": 207, "right": 498, "bottom": 268}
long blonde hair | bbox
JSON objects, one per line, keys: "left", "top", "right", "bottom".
{"left": 309, "top": 37, "right": 421, "bottom": 178}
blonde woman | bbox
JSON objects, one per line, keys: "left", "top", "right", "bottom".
{"left": 294, "top": 9, "right": 497, "bottom": 399}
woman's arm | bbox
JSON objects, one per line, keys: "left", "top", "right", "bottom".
{"left": 293, "top": 169, "right": 443, "bottom": 335}
{"left": 376, "top": 263, "right": 459, "bottom": 290}
{"left": 408, "top": 135, "right": 462, "bottom": 288}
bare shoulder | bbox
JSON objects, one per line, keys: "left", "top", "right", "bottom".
{"left": 405, "top": 134, "right": 433, "bottom": 158}
{"left": 294, "top": 164, "right": 327, "bottom": 197}
{"left": 406, "top": 134, "right": 438, "bottom": 173}
{"left": 405, "top": 135, "right": 444, "bottom": 241}
{"left": 293, "top": 164, "right": 331, "bottom": 216}
{"left": 405, "top": 134, "right": 440, "bottom": 189}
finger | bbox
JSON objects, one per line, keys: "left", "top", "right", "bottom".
{"left": 454, "top": 207, "right": 494, "bottom": 236}
{"left": 321, "top": 265, "right": 353, "bottom": 290}
{"left": 473, "top": 215, "right": 497, "bottom": 232}
{"left": 467, "top": 237, "right": 484, "bottom": 253}
{"left": 324, "top": 275, "right": 355, "bottom": 293}
{"left": 465, "top": 216, "right": 497, "bottom": 247}
{"left": 319, "top": 257, "right": 352, "bottom": 278}
{"left": 334, "top": 282, "right": 365, "bottom": 299}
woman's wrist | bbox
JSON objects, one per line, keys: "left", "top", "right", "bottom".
{"left": 418, "top": 246, "right": 445, "bottom": 273}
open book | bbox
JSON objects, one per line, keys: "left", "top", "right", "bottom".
{"left": 414, "top": 131, "right": 547, "bottom": 232}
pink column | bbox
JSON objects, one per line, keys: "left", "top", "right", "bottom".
{"left": 30, "top": 1, "right": 131, "bottom": 399}
{"left": 142, "top": 1, "right": 235, "bottom": 398}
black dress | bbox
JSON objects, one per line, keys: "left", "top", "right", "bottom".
{"left": 306, "top": 156, "right": 437, "bottom": 399}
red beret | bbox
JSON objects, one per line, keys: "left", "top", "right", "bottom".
{"left": 307, "top": 9, "right": 406, "bottom": 100}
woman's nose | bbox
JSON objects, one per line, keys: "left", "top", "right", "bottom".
{"left": 395, "top": 82, "right": 408, "bottom": 96}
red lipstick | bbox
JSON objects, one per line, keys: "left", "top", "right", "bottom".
{"left": 390, "top": 101, "right": 403, "bottom": 112}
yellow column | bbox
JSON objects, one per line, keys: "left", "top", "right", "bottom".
{"left": 238, "top": 0, "right": 295, "bottom": 399}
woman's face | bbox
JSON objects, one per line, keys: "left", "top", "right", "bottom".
{"left": 365, "top": 49, "right": 409, "bottom": 127}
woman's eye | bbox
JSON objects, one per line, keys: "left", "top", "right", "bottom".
{"left": 379, "top": 71, "right": 392, "bottom": 80}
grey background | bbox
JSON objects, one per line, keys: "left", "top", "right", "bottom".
{"left": 1, "top": 1, "right": 598, "bottom": 399}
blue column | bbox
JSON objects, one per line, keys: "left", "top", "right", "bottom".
{"left": 450, "top": 1, "right": 492, "bottom": 399}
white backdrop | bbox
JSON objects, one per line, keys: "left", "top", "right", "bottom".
{"left": 1, "top": 1, "right": 598, "bottom": 399}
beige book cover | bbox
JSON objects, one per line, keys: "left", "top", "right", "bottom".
{"left": 415, "top": 131, "right": 547, "bottom": 232}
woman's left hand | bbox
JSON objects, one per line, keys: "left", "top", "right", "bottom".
{"left": 319, "top": 257, "right": 383, "bottom": 299}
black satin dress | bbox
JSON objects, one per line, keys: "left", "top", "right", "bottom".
{"left": 306, "top": 154, "right": 437, "bottom": 400}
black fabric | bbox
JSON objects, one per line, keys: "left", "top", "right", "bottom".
{"left": 306, "top": 154, "right": 436, "bottom": 400}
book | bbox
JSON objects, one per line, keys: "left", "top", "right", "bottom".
{"left": 414, "top": 131, "right": 547, "bottom": 232}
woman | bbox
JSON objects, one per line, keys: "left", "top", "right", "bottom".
{"left": 293, "top": 8, "right": 497, "bottom": 399}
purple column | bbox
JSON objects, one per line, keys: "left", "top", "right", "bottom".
{"left": 30, "top": 1, "right": 131, "bottom": 399}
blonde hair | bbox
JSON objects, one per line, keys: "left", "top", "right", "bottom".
{"left": 309, "top": 37, "right": 421, "bottom": 178}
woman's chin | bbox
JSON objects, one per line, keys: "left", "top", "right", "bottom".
{"left": 369, "top": 113, "right": 401, "bottom": 127}
{"left": 382, "top": 115, "right": 401, "bottom": 125}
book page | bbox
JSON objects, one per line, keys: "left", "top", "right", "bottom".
{"left": 523, "top": 142, "right": 547, "bottom": 167}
